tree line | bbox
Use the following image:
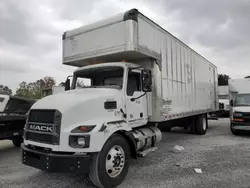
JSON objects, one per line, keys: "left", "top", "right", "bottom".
{"left": 0, "top": 76, "right": 57, "bottom": 99}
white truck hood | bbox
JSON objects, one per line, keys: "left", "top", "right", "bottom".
{"left": 30, "top": 88, "right": 124, "bottom": 133}
{"left": 32, "top": 88, "right": 121, "bottom": 113}
{"left": 233, "top": 106, "right": 250, "bottom": 113}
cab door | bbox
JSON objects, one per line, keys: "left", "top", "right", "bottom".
{"left": 125, "top": 70, "right": 148, "bottom": 128}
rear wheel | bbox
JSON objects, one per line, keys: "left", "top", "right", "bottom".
{"left": 12, "top": 136, "right": 23, "bottom": 147}
{"left": 195, "top": 114, "right": 207, "bottom": 135}
{"left": 89, "top": 134, "right": 130, "bottom": 188}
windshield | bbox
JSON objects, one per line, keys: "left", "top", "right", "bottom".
{"left": 73, "top": 66, "right": 124, "bottom": 90}
{"left": 234, "top": 94, "right": 250, "bottom": 106}
{"left": 4, "top": 98, "right": 35, "bottom": 114}
{"left": 219, "top": 94, "right": 229, "bottom": 99}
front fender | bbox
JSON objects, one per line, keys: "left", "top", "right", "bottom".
{"left": 101, "top": 121, "right": 137, "bottom": 159}
{"left": 102, "top": 121, "right": 132, "bottom": 143}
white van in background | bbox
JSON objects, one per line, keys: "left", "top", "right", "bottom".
{"left": 218, "top": 86, "right": 230, "bottom": 116}
{"left": 229, "top": 78, "right": 250, "bottom": 135}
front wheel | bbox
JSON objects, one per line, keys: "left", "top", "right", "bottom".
{"left": 12, "top": 136, "right": 23, "bottom": 147}
{"left": 89, "top": 134, "right": 131, "bottom": 188}
{"left": 230, "top": 123, "right": 240, "bottom": 135}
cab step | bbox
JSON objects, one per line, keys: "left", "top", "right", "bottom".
{"left": 137, "top": 147, "right": 158, "bottom": 157}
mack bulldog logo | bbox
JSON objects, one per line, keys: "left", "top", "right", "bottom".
{"left": 29, "top": 124, "right": 53, "bottom": 132}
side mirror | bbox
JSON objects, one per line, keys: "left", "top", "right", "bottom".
{"left": 230, "top": 100, "right": 234, "bottom": 107}
{"left": 141, "top": 69, "right": 152, "bottom": 92}
{"left": 65, "top": 78, "right": 70, "bottom": 91}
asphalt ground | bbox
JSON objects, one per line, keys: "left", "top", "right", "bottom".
{"left": 1, "top": 118, "right": 250, "bottom": 188}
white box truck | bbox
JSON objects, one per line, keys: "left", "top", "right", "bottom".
{"left": 21, "top": 9, "right": 218, "bottom": 188}
{"left": 217, "top": 86, "right": 230, "bottom": 116}
{"left": 229, "top": 78, "right": 250, "bottom": 135}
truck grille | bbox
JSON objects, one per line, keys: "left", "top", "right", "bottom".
{"left": 29, "top": 110, "right": 55, "bottom": 124}
{"left": 242, "top": 112, "right": 250, "bottom": 123}
{"left": 25, "top": 110, "right": 61, "bottom": 145}
{"left": 25, "top": 132, "right": 58, "bottom": 144}
{"left": 240, "top": 112, "right": 250, "bottom": 116}
{"left": 235, "top": 111, "right": 250, "bottom": 123}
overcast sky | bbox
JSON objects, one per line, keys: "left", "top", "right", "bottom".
{"left": 1, "top": 0, "right": 250, "bottom": 92}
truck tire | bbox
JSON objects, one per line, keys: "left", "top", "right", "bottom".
{"left": 12, "top": 136, "right": 23, "bottom": 147}
{"left": 230, "top": 123, "right": 239, "bottom": 135}
{"left": 89, "top": 134, "right": 131, "bottom": 188}
{"left": 188, "top": 118, "right": 196, "bottom": 134}
{"left": 195, "top": 114, "right": 207, "bottom": 135}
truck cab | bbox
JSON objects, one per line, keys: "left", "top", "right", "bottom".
{"left": 0, "top": 94, "right": 35, "bottom": 147}
{"left": 229, "top": 78, "right": 250, "bottom": 134}
{"left": 22, "top": 62, "right": 156, "bottom": 188}
{"left": 26, "top": 63, "right": 151, "bottom": 150}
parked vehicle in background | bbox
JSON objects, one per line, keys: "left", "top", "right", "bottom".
{"left": 21, "top": 9, "right": 218, "bottom": 188}
{"left": 0, "top": 94, "right": 35, "bottom": 147}
{"left": 229, "top": 78, "right": 250, "bottom": 135}
{"left": 217, "top": 86, "right": 229, "bottom": 116}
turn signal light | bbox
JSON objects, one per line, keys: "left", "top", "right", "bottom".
{"left": 79, "top": 126, "right": 89, "bottom": 132}
{"left": 232, "top": 118, "right": 244, "bottom": 122}
{"left": 71, "top": 125, "right": 96, "bottom": 133}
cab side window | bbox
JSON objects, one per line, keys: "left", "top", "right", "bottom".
{"left": 127, "top": 72, "right": 141, "bottom": 96}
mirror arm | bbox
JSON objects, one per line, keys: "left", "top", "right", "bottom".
{"left": 131, "top": 92, "right": 147, "bottom": 102}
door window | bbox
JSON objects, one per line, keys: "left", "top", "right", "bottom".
{"left": 127, "top": 72, "right": 141, "bottom": 96}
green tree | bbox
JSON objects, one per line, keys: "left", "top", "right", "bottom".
{"left": 0, "top": 85, "right": 12, "bottom": 95}
{"left": 218, "top": 74, "right": 230, "bottom": 86}
{"left": 15, "top": 77, "right": 56, "bottom": 99}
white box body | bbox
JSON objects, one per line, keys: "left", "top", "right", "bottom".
{"left": 63, "top": 9, "right": 218, "bottom": 122}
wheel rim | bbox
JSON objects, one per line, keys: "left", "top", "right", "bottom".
{"left": 203, "top": 117, "right": 206, "bottom": 131}
{"left": 105, "top": 145, "right": 125, "bottom": 178}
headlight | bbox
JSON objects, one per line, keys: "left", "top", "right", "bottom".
{"left": 77, "top": 137, "right": 86, "bottom": 146}
{"left": 69, "top": 135, "right": 90, "bottom": 148}
{"left": 233, "top": 112, "right": 242, "bottom": 117}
